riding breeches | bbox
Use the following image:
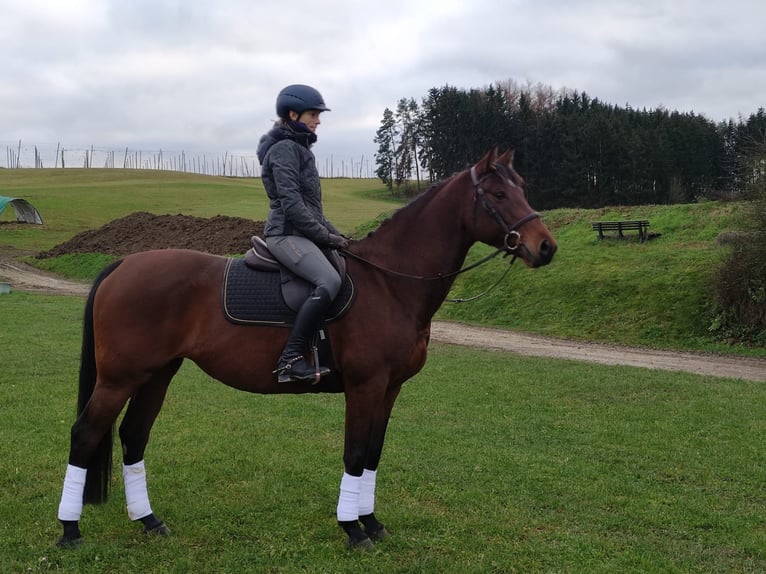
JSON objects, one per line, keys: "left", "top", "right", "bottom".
{"left": 265, "top": 235, "right": 342, "bottom": 299}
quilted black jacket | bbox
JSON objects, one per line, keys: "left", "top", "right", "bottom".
{"left": 257, "top": 123, "right": 339, "bottom": 244}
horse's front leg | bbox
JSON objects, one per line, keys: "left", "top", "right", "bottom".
{"left": 337, "top": 382, "right": 401, "bottom": 549}
{"left": 358, "top": 384, "right": 401, "bottom": 543}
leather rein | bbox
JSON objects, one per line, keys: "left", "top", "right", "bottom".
{"left": 341, "top": 164, "right": 540, "bottom": 301}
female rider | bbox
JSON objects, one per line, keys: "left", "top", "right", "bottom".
{"left": 257, "top": 84, "right": 348, "bottom": 383}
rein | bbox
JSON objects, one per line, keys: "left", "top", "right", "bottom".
{"left": 341, "top": 245, "right": 508, "bottom": 282}
{"left": 340, "top": 164, "right": 538, "bottom": 301}
{"left": 341, "top": 246, "right": 516, "bottom": 303}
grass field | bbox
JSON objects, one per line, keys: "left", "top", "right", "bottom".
{"left": 1, "top": 292, "right": 765, "bottom": 573}
{"left": 0, "top": 169, "right": 396, "bottom": 252}
{"left": 439, "top": 201, "right": 762, "bottom": 354}
{"left": 1, "top": 169, "right": 764, "bottom": 571}
{"left": 2, "top": 169, "right": 762, "bottom": 354}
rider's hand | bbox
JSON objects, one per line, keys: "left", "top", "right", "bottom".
{"left": 327, "top": 234, "right": 349, "bottom": 249}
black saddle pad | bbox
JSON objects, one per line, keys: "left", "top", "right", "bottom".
{"left": 222, "top": 258, "right": 355, "bottom": 326}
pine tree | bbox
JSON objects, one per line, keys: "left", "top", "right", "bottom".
{"left": 374, "top": 108, "right": 396, "bottom": 193}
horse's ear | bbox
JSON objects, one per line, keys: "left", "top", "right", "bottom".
{"left": 497, "top": 148, "right": 515, "bottom": 167}
{"left": 476, "top": 148, "right": 498, "bottom": 174}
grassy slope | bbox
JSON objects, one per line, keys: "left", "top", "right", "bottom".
{"left": 439, "top": 201, "right": 756, "bottom": 354}
{"left": 1, "top": 293, "right": 765, "bottom": 573}
{"left": 0, "top": 169, "right": 394, "bottom": 251}
{"left": 0, "top": 169, "right": 761, "bottom": 355}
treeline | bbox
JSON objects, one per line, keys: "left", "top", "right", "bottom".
{"left": 374, "top": 80, "right": 766, "bottom": 209}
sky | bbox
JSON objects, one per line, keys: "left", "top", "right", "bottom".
{"left": 1, "top": 0, "right": 764, "bottom": 172}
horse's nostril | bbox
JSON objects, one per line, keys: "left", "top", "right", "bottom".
{"left": 540, "top": 239, "right": 556, "bottom": 261}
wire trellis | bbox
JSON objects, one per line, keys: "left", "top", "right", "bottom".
{"left": 1, "top": 140, "right": 376, "bottom": 179}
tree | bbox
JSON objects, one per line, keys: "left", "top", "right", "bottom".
{"left": 739, "top": 108, "right": 766, "bottom": 193}
{"left": 393, "top": 97, "right": 421, "bottom": 195}
{"left": 419, "top": 85, "right": 470, "bottom": 179}
{"left": 375, "top": 80, "right": 760, "bottom": 209}
{"left": 374, "top": 108, "right": 396, "bottom": 193}
{"left": 710, "top": 135, "right": 766, "bottom": 344}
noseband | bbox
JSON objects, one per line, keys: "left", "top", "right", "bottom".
{"left": 470, "top": 165, "right": 540, "bottom": 253}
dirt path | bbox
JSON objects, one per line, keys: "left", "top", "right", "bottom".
{"left": 430, "top": 323, "right": 766, "bottom": 382}
{"left": 2, "top": 256, "right": 765, "bottom": 382}
{"left": 0, "top": 257, "right": 90, "bottom": 296}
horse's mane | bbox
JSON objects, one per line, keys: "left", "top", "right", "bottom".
{"left": 361, "top": 178, "right": 451, "bottom": 239}
{"left": 359, "top": 161, "right": 522, "bottom": 241}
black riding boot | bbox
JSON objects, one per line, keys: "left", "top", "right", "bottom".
{"left": 274, "top": 287, "right": 333, "bottom": 383}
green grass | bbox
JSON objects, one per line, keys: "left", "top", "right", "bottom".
{"left": 0, "top": 169, "right": 392, "bottom": 251}
{"left": 1, "top": 292, "right": 765, "bottom": 573}
{"left": 32, "top": 253, "right": 119, "bottom": 282}
{"left": 1, "top": 169, "right": 763, "bottom": 356}
{"left": 0, "top": 169, "right": 766, "bottom": 356}
{"left": 439, "top": 201, "right": 762, "bottom": 355}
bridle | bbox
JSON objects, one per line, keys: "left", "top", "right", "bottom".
{"left": 341, "top": 163, "right": 540, "bottom": 299}
{"left": 470, "top": 165, "right": 540, "bottom": 254}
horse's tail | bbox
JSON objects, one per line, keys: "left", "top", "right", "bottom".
{"left": 80, "top": 259, "right": 123, "bottom": 505}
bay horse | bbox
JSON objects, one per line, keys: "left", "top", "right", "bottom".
{"left": 56, "top": 148, "right": 556, "bottom": 550}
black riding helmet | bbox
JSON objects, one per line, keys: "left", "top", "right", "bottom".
{"left": 276, "top": 84, "right": 331, "bottom": 120}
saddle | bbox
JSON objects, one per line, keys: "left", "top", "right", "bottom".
{"left": 221, "top": 236, "right": 354, "bottom": 327}
{"left": 245, "top": 236, "right": 347, "bottom": 309}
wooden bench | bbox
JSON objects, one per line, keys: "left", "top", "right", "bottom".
{"left": 591, "top": 220, "right": 650, "bottom": 242}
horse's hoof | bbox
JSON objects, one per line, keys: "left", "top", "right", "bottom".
{"left": 339, "top": 519, "right": 374, "bottom": 550}
{"left": 143, "top": 522, "right": 171, "bottom": 536}
{"left": 359, "top": 513, "right": 390, "bottom": 541}
{"left": 346, "top": 536, "right": 375, "bottom": 551}
{"left": 366, "top": 526, "right": 391, "bottom": 541}
{"left": 140, "top": 513, "right": 171, "bottom": 536}
{"left": 57, "top": 520, "right": 83, "bottom": 548}
{"left": 56, "top": 536, "right": 84, "bottom": 549}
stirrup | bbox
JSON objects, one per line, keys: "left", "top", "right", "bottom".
{"left": 273, "top": 355, "right": 329, "bottom": 384}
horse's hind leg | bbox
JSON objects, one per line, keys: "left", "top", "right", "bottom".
{"left": 118, "top": 359, "right": 181, "bottom": 536}
{"left": 57, "top": 385, "right": 135, "bottom": 547}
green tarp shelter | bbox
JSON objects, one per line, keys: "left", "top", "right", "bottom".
{"left": 0, "top": 196, "right": 43, "bottom": 224}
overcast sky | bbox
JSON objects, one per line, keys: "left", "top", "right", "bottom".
{"left": 1, "top": 0, "right": 764, "bottom": 169}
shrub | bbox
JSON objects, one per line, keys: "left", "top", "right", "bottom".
{"left": 710, "top": 143, "right": 766, "bottom": 344}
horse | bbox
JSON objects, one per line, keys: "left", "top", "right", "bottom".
{"left": 56, "top": 148, "right": 557, "bottom": 550}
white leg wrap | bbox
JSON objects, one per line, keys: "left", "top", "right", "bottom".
{"left": 123, "top": 460, "right": 153, "bottom": 521}
{"left": 58, "top": 464, "right": 87, "bottom": 521}
{"left": 336, "top": 472, "right": 361, "bottom": 522}
{"left": 359, "top": 469, "right": 377, "bottom": 515}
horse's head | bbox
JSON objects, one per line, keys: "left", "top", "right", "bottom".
{"left": 466, "top": 148, "right": 556, "bottom": 268}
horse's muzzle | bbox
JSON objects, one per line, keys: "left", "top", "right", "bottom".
{"left": 525, "top": 238, "right": 557, "bottom": 268}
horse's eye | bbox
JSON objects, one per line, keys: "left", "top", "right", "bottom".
{"left": 492, "top": 191, "right": 505, "bottom": 199}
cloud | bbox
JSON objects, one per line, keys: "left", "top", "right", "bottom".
{"left": 0, "top": 0, "right": 764, "bottom": 168}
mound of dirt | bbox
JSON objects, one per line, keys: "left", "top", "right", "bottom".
{"left": 38, "top": 212, "right": 265, "bottom": 258}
